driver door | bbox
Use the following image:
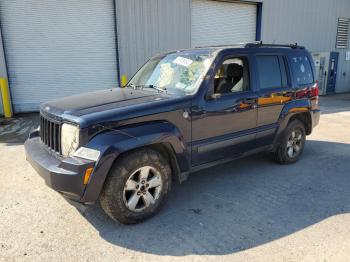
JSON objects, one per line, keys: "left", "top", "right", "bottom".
{"left": 191, "top": 54, "right": 258, "bottom": 166}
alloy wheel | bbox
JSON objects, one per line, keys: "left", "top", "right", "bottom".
{"left": 123, "top": 166, "right": 163, "bottom": 212}
{"left": 286, "top": 130, "right": 303, "bottom": 158}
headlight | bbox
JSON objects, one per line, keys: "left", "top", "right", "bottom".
{"left": 61, "top": 123, "right": 80, "bottom": 157}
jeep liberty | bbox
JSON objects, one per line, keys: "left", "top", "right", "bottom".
{"left": 25, "top": 43, "right": 320, "bottom": 224}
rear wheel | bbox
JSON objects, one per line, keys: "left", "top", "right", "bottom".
{"left": 100, "top": 148, "right": 171, "bottom": 224}
{"left": 273, "top": 120, "right": 306, "bottom": 164}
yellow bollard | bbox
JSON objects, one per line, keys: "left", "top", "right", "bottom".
{"left": 121, "top": 75, "right": 128, "bottom": 87}
{"left": 0, "top": 78, "right": 12, "bottom": 118}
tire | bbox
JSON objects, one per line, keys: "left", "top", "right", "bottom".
{"left": 99, "top": 148, "right": 172, "bottom": 224}
{"left": 273, "top": 119, "right": 306, "bottom": 164}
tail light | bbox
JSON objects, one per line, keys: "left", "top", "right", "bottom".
{"left": 309, "top": 81, "right": 319, "bottom": 107}
{"left": 310, "top": 81, "right": 319, "bottom": 97}
{"left": 295, "top": 81, "right": 319, "bottom": 106}
{"left": 296, "top": 88, "right": 308, "bottom": 99}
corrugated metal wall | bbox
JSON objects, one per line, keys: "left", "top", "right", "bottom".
{"left": 0, "top": 0, "right": 118, "bottom": 112}
{"left": 1, "top": 0, "right": 350, "bottom": 115}
{"left": 116, "top": 0, "right": 350, "bottom": 93}
{"left": 259, "top": 0, "right": 350, "bottom": 93}
{"left": 115, "top": 0, "right": 191, "bottom": 80}
{"left": 191, "top": 0, "right": 257, "bottom": 47}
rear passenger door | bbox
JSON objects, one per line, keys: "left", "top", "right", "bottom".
{"left": 254, "top": 54, "right": 293, "bottom": 147}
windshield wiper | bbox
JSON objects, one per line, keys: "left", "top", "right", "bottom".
{"left": 145, "top": 84, "right": 167, "bottom": 93}
{"left": 125, "top": 83, "right": 138, "bottom": 89}
{"left": 126, "top": 84, "right": 166, "bottom": 93}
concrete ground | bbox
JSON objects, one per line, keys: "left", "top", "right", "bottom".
{"left": 1, "top": 94, "right": 350, "bottom": 262}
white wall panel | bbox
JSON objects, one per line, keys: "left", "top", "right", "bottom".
{"left": 191, "top": 0, "right": 257, "bottom": 47}
{"left": 116, "top": 0, "right": 191, "bottom": 79}
{"left": 260, "top": 0, "right": 350, "bottom": 93}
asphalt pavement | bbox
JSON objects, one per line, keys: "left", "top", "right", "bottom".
{"left": 1, "top": 94, "right": 350, "bottom": 262}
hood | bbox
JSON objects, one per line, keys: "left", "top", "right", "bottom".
{"left": 41, "top": 88, "right": 168, "bottom": 115}
{"left": 40, "top": 88, "right": 188, "bottom": 128}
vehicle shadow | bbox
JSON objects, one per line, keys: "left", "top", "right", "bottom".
{"left": 80, "top": 140, "right": 350, "bottom": 256}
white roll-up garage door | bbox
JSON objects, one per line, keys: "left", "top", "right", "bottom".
{"left": 0, "top": 0, "right": 118, "bottom": 112}
{"left": 191, "top": 0, "right": 257, "bottom": 47}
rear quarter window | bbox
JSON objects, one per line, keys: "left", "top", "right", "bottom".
{"left": 290, "top": 55, "right": 314, "bottom": 86}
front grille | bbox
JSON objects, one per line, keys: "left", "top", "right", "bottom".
{"left": 40, "top": 115, "right": 62, "bottom": 154}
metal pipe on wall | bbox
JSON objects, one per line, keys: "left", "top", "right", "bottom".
{"left": 0, "top": 15, "right": 11, "bottom": 117}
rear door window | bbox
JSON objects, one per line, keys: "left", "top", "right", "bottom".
{"left": 256, "top": 55, "right": 287, "bottom": 89}
{"left": 290, "top": 55, "right": 314, "bottom": 86}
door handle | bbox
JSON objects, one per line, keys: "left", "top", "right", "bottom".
{"left": 242, "top": 98, "right": 257, "bottom": 104}
{"left": 191, "top": 106, "right": 207, "bottom": 117}
{"left": 241, "top": 98, "right": 258, "bottom": 109}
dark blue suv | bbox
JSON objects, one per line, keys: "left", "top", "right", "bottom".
{"left": 25, "top": 43, "right": 320, "bottom": 224}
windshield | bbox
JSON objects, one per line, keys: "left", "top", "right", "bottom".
{"left": 128, "top": 50, "right": 214, "bottom": 95}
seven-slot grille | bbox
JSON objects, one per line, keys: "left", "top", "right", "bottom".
{"left": 40, "top": 115, "right": 62, "bottom": 154}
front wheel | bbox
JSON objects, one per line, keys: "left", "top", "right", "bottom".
{"left": 100, "top": 148, "right": 171, "bottom": 224}
{"left": 273, "top": 120, "right": 306, "bottom": 164}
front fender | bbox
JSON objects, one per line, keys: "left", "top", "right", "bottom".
{"left": 80, "top": 121, "right": 190, "bottom": 203}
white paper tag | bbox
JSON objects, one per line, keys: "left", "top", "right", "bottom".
{"left": 176, "top": 82, "right": 187, "bottom": 89}
{"left": 346, "top": 51, "right": 350, "bottom": 61}
{"left": 173, "top": 56, "right": 193, "bottom": 67}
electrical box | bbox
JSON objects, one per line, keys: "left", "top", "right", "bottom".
{"left": 311, "top": 52, "right": 330, "bottom": 95}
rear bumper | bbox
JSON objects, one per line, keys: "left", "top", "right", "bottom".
{"left": 24, "top": 136, "right": 95, "bottom": 202}
{"left": 311, "top": 108, "right": 320, "bottom": 129}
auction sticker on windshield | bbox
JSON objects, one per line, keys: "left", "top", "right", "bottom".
{"left": 173, "top": 56, "right": 193, "bottom": 67}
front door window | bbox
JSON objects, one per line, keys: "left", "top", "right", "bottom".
{"left": 214, "top": 57, "right": 250, "bottom": 95}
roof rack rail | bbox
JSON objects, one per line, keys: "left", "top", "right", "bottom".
{"left": 194, "top": 41, "right": 262, "bottom": 48}
{"left": 245, "top": 41, "right": 305, "bottom": 49}
{"left": 194, "top": 43, "right": 246, "bottom": 48}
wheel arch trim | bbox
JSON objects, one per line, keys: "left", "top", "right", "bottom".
{"left": 80, "top": 121, "right": 190, "bottom": 203}
{"left": 274, "top": 99, "right": 312, "bottom": 147}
